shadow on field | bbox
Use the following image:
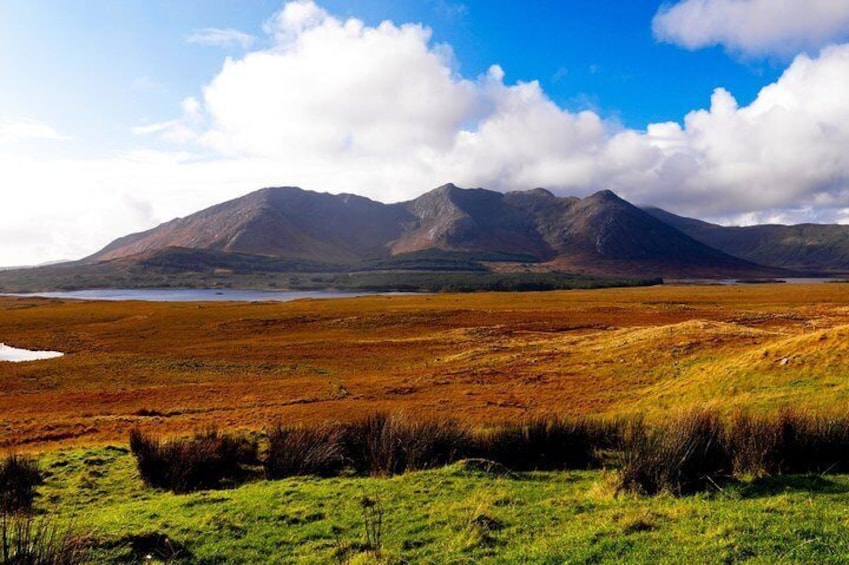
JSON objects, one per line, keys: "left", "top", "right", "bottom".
{"left": 739, "top": 475, "right": 849, "bottom": 498}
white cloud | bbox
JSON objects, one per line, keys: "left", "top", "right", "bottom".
{"left": 133, "top": 97, "right": 204, "bottom": 143}
{"left": 653, "top": 0, "right": 849, "bottom": 57}
{"left": 262, "top": 0, "right": 329, "bottom": 45}
{"left": 0, "top": 119, "right": 67, "bottom": 143}
{"left": 627, "top": 45, "right": 849, "bottom": 218}
{"left": 186, "top": 28, "right": 254, "bottom": 49}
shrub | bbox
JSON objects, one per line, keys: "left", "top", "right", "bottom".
{"left": 342, "top": 413, "right": 472, "bottom": 476}
{"left": 474, "top": 417, "right": 606, "bottom": 471}
{"left": 725, "top": 410, "right": 782, "bottom": 476}
{"left": 723, "top": 410, "right": 849, "bottom": 476}
{"left": 0, "top": 513, "right": 88, "bottom": 565}
{"left": 617, "top": 411, "right": 731, "bottom": 495}
{"left": 765, "top": 410, "right": 849, "bottom": 474}
{"left": 394, "top": 418, "right": 472, "bottom": 472}
{"left": 0, "top": 454, "right": 42, "bottom": 515}
{"left": 342, "top": 413, "right": 405, "bottom": 476}
{"left": 265, "top": 423, "right": 346, "bottom": 479}
{"left": 130, "top": 428, "right": 258, "bottom": 493}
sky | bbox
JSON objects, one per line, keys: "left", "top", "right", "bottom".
{"left": 2, "top": 0, "right": 849, "bottom": 266}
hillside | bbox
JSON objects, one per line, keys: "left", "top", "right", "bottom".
{"left": 88, "top": 187, "right": 414, "bottom": 264}
{"left": 645, "top": 207, "right": 849, "bottom": 273}
{"left": 70, "top": 184, "right": 784, "bottom": 283}
{"left": 513, "top": 190, "right": 771, "bottom": 277}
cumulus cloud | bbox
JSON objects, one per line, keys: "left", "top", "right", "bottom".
{"left": 631, "top": 45, "right": 849, "bottom": 218}
{"left": 186, "top": 28, "right": 254, "bottom": 49}
{"left": 653, "top": 0, "right": 849, "bottom": 57}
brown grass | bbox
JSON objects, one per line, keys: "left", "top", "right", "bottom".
{"left": 3, "top": 283, "right": 849, "bottom": 450}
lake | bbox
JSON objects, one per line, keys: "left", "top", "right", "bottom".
{"left": 0, "top": 343, "right": 64, "bottom": 362}
{"left": 1, "top": 288, "right": 411, "bottom": 302}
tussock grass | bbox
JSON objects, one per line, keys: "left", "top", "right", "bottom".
{"left": 342, "top": 413, "right": 473, "bottom": 476}
{"left": 264, "top": 413, "right": 611, "bottom": 479}
{"left": 473, "top": 416, "right": 612, "bottom": 471}
{"left": 265, "top": 423, "right": 347, "bottom": 479}
{"left": 617, "top": 411, "right": 730, "bottom": 495}
{"left": 129, "top": 428, "right": 258, "bottom": 493}
{"left": 726, "top": 409, "right": 849, "bottom": 476}
{"left": 132, "top": 409, "right": 849, "bottom": 496}
{"left": 0, "top": 454, "right": 42, "bottom": 515}
{"left": 0, "top": 513, "right": 88, "bottom": 565}
{"left": 616, "top": 408, "right": 849, "bottom": 495}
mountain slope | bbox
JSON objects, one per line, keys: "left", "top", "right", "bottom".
{"left": 76, "top": 183, "right": 793, "bottom": 280}
{"left": 87, "top": 187, "right": 414, "bottom": 264}
{"left": 645, "top": 207, "right": 849, "bottom": 273}
{"left": 506, "top": 189, "right": 773, "bottom": 277}
{"left": 391, "top": 183, "right": 551, "bottom": 259}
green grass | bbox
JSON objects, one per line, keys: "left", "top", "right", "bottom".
{"left": 28, "top": 446, "right": 849, "bottom": 563}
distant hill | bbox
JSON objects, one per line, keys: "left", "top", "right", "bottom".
{"left": 644, "top": 207, "right": 849, "bottom": 273}
{"left": 80, "top": 184, "right": 778, "bottom": 280}
{"left": 10, "top": 183, "right": 838, "bottom": 292}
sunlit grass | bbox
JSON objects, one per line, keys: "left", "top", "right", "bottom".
{"left": 31, "top": 446, "right": 849, "bottom": 564}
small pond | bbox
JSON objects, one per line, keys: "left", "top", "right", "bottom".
{"left": 0, "top": 343, "right": 64, "bottom": 362}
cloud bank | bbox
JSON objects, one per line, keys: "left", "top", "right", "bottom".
{"left": 653, "top": 0, "right": 849, "bottom": 58}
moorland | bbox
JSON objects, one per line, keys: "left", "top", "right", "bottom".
{"left": 6, "top": 283, "right": 849, "bottom": 449}
{"left": 5, "top": 283, "right": 849, "bottom": 563}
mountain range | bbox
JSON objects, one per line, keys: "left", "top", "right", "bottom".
{"left": 8, "top": 183, "right": 849, "bottom": 291}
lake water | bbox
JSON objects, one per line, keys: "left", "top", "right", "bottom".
{"left": 1, "top": 288, "right": 410, "bottom": 302}
{"left": 0, "top": 343, "right": 63, "bottom": 362}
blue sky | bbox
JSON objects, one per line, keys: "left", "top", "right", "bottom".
{"left": 1, "top": 0, "right": 782, "bottom": 151}
{"left": 1, "top": 0, "right": 849, "bottom": 265}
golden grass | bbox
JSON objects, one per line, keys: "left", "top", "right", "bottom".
{"left": 3, "top": 283, "right": 849, "bottom": 450}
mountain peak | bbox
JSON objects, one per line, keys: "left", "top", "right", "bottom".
{"left": 586, "top": 189, "right": 625, "bottom": 203}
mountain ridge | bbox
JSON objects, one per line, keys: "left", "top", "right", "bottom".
{"left": 81, "top": 183, "right": 790, "bottom": 279}
{"left": 644, "top": 207, "right": 849, "bottom": 273}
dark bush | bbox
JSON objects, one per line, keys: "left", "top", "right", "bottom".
{"left": 130, "top": 428, "right": 258, "bottom": 493}
{"left": 400, "top": 418, "right": 473, "bottom": 472}
{"left": 721, "top": 410, "right": 849, "bottom": 477}
{"left": 474, "top": 417, "right": 606, "bottom": 471}
{"left": 0, "top": 454, "right": 42, "bottom": 515}
{"left": 725, "top": 410, "right": 782, "bottom": 476}
{"left": 342, "top": 413, "right": 472, "bottom": 476}
{"left": 617, "top": 411, "right": 731, "bottom": 495}
{"left": 265, "top": 423, "right": 346, "bottom": 478}
{"left": 342, "top": 412, "right": 404, "bottom": 476}
{"left": 255, "top": 409, "right": 849, "bottom": 495}
{"left": 265, "top": 413, "right": 618, "bottom": 478}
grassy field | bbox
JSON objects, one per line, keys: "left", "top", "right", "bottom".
{"left": 5, "top": 284, "right": 849, "bottom": 562}
{"left": 25, "top": 445, "right": 849, "bottom": 564}
{"left": 4, "top": 284, "right": 849, "bottom": 449}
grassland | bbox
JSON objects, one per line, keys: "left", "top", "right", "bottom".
{"left": 4, "top": 283, "right": 849, "bottom": 449}
{"left": 26, "top": 446, "right": 849, "bottom": 564}
{"left": 5, "top": 283, "right": 849, "bottom": 562}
